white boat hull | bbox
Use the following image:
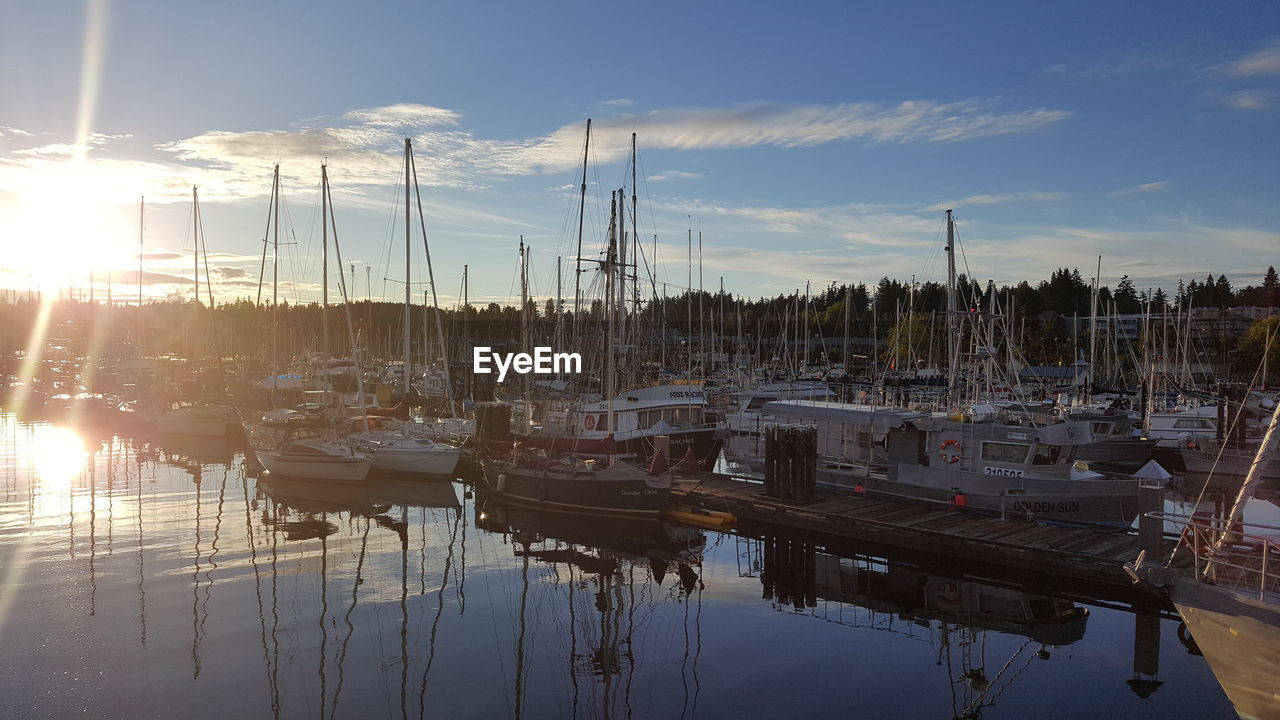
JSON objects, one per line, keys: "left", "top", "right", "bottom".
{"left": 370, "top": 447, "right": 460, "bottom": 475}
{"left": 257, "top": 452, "right": 372, "bottom": 482}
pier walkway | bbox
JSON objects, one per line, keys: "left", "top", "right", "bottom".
{"left": 675, "top": 474, "right": 1165, "bottom": 592}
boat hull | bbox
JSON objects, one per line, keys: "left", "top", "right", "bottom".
{"left": 481, "top": 464, "right": 670, "bottom": 516}
{"left": 1171, "top": 579, "right": 1280, "bottom": 720}
{"left": 370, "top": 447, "right": 460, "bottom": 476}
{"left": 819, "top": 463, "right": 1143, "bottom": 526}
{"left": 258, "top": 453, "right": 373, "bottom": 482}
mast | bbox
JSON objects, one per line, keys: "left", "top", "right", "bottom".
{"left": 408, "top": 139, "right": 455, "bottom": 412}
{"left": 193, "top": 185, "right": 200, "bottom": 303}
{"left": 631, "top": 133, "right": 639, "bottom": 323}
{"left": 686, "top": 220, "right": 692, "bottom": 377}
{"left": 843, "top": 284, "right": 851, "bottom": 376}
{"left": 520, "top": 236, "right": 530, "bottom": 426}
{"left": 945, "top": 209, "right": 958, "bottom": 408}
{"left": 403, "top": 139, "right": 412, "bottom": 395}
{"left": 698, "top": 230, "right": 704, "bottom": 374}
{"left": 573, "top": 119, "right": 591, "bottom": 332}
{"left": 606, "top": 196, "right": 617, "bottom": 437}
{"left": 272, "top": 164, "right": 280, "bottom": 381}
{"left": 1088, "top": 255, "right": 1100, "bottom": 403}
{"left": 322, "top": 164, "right": 330, "bottom": 358}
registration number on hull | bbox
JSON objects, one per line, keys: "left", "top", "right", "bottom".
{"left": 983, "top": 467, "right": 1024, "bottom": 478}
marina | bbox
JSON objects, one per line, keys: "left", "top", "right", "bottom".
{"left": 0, "top": 414, "right": 1246, "bottom": 719}
{"left": 3, "top": 3, "right": 1280, "bottom": 717}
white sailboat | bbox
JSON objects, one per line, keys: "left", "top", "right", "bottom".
{"left": 256, "top": 429, "right": 373, "bottom": 482}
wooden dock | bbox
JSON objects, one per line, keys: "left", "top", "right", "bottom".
{"left": 675, "top": 474, "right": 1164, "bottom": 592}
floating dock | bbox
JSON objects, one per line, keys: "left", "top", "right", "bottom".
{"left": 675, "top": 473, "right": 1169, "bottom": 593}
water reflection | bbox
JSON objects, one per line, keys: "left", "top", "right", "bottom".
{"left": 0, "top": 413, "right": 1243, "bottom": 719}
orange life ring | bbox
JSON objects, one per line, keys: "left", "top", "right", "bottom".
{"left": 584, "top": 414, "right": 596, "bottom": 430}
{"left": 939, "top": 439, "right": 961, "bottom": 464}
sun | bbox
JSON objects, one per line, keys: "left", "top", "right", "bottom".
{"left": 9, "top": 162, "right": 137, "bottom": 291}
{"left": 31, "top": 425, "right": 88, "bottom": 492}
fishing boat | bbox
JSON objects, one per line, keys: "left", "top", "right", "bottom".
{"left": 530, "top": 382, "right": 723, "bottom": 470}
{"left": 256, "top": 428, "right": 373, "bottom": 482}
{"left": 480, "top": 444, "right": 674, "bottom": 516}
{"left": 723, "top": 380, "right": 835, "bottom": 470}
{"left": 764, "top": 400, "right": 1148, "bottom": 526}
{"left": 1130, "top": 396, "right": 1280, "bottom": 720}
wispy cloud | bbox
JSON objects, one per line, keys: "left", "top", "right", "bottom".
{"left": 598, "top": 99, "right": 635, "bottom": 107}
{"left": 1110, "top": 180, "right": 1171, "bottom": 197}
{"left": 646, "top": 170, "right": 703, "bottom": 182}
{"left": 1226, "top": 41, "right": 1280, "bottom": 77}
{"left": 1043, "top": 51, "right": 1184, "bottom": 79}
{"left": 1225, "top": 89, "right": 1275, "bottom": 110}
{"left": 1, "top": 99, "right": 1070, "bottom": 206}
{"left": 924, "top": 192, "right": 1062, "bottom": 212}
{"left": 502, "top": 100, "right": 1071, "bottom": 173}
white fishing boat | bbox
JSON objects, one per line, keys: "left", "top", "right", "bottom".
{"left": 148, "top": 400, "right": 237, "bottom": 438}
{"left": 724, "top": 380, "right": 834, "bottom": 470}
{"left": 765, "top": 400, "right": 1149, "bottom": 526}
{"left": 256, "top": 429, "right": 373, "bottom": 481}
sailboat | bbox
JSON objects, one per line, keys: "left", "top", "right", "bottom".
{"left": 1130, "top": 396, "right": 1280, "bottom": 720}
{"left": 146, "top": 187, "right": 237, "bottom": 437}
{"left": 345, "top": 140, "right": 461, "bottom": 476}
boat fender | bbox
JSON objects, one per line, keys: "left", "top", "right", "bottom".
{"left": 1184, "top": 438, "right": 1198, "bottom": 450}
{"left": 950, "top": 488, "right": 967, "bottom": 509}
{"left": 853, "top": 483, "right": 865, "bottom": 494}
{"left": 939, "top": 439, "right": 961, "bottom": 463}
{"left": 496, "top": 473, "right": 506, "bottom": 493}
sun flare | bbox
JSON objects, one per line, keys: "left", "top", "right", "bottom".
{"left": 31, "top": 426, "right": 88, "bottom": 490}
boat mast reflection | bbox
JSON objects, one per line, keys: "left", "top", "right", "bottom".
{"left": 475, "top": 492, "right": 707, "bottom": 719}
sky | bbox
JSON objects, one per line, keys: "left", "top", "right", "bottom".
{"left": 1, "top": 0, "right": 1277, "bottom": 308}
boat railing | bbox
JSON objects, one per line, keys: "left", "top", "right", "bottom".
{"left": 1146, "top": 511, "right": 1280, "bottom": 601}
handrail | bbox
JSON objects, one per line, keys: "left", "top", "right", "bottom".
{"left": 1143, "top": 511, "right": 1278, "bottom": 601}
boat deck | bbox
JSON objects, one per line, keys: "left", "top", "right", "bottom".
{"left": 675, "top": 473, "right": 1168, "bottom": 591}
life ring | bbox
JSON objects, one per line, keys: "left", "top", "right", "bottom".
{"left": 937, "top": 581, "right": 960, "bottom": 606}
{"left": 939, "top": 439, "right": 961, "bottom": 464}
{"left": 584, "top": 414, "right": 596, "bottom": 430}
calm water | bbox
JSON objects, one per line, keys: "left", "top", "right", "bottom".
{"left": 0, "top": 413, "right": 1240, "bottom": 719}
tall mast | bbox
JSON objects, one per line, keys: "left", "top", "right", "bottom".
{"left": 408, "top": 139, "right": 455, "bottom": 412}
{"left": 272, "top": 164, "right": 280, "bottom": 379}
{"left": 842, "top": 284, "right": 851, "bottom": 375}
{"left": 403, "top": 138, "right": 412, "bottom": 395}
{"left": 606, "top": 195, "right": 617, "bottom": 436}
{"left": 520, "top": 236, "right": 530, "bottom": 426}
{"left": 322, "top": 164, "right": 330, "bottom": 358}
{"left": 1088, "top": 255, "right": 1100, "bottom": 403}
{"left": 573, "top": 119, "right": 591, "bottom": 331}
{"left": 193, "top": 186, "right": 200, "bottom": 303}
{"left": 945, "top": 209, "right": 958, "bottom": 408}
{"left": 617, "top": 185, "right": 627, "bottom": 349}
{"left": 698, "top": 230, "right": 704, "bottom": 374}
{"left": 631, "top": 133, "right": 639, "bottom": 321}
{"left": 468, "top": 262, "right": 473, "bottom": 353}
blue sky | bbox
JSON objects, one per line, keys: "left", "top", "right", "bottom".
{"left": 1, "top": 1, "right": 1277, "bottom": 306}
